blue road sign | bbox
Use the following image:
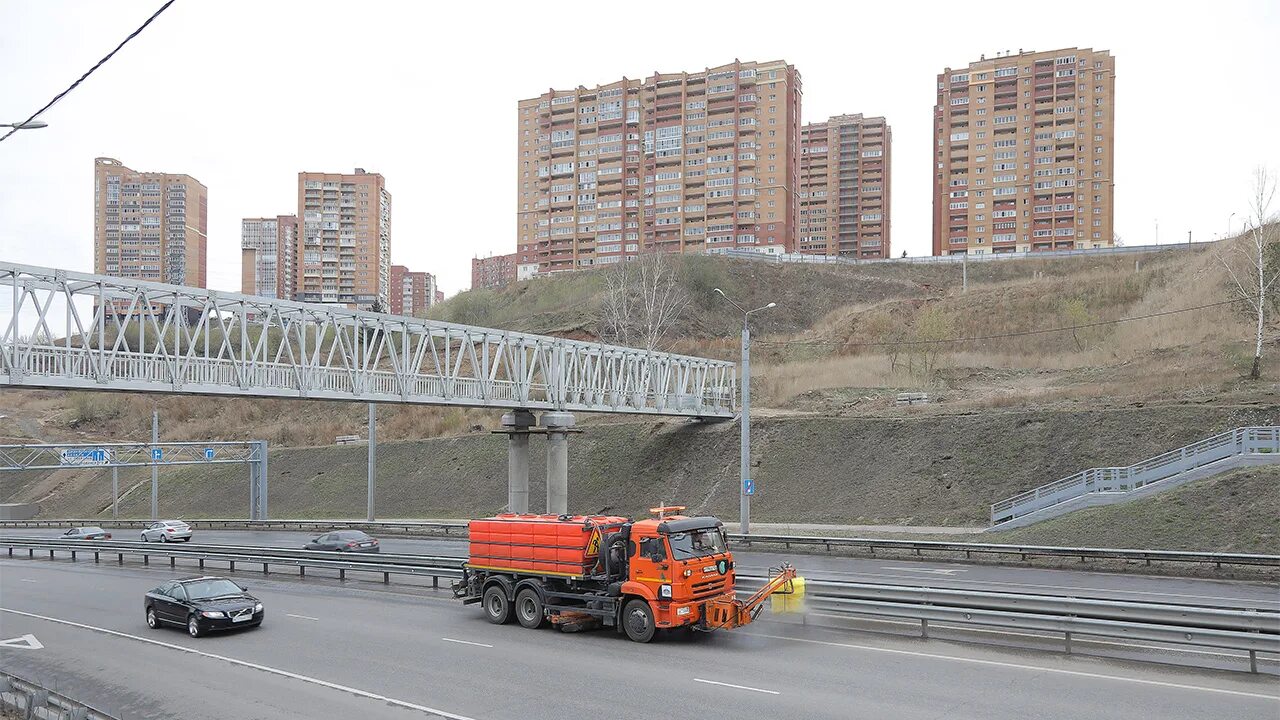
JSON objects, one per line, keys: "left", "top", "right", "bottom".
{"left": 151, "top": 448, "right": 162, "bottom": 461}
{"left": 204, "top": 448, "right": 215, "bottom": 460}
{"left": 744, "top": 478, "right": 755, "bottom": 496}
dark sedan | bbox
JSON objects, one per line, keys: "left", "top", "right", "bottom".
{"left": 145, "top": 577, "right": 264, "bottom": 637}
{"left": 63, "top": 526, "right": 111, "bottom": 540}
{"left": 304, "top": 530, "right": 380, "bottom": 553}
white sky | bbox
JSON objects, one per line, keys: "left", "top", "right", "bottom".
{"left": 1, "top": 1, "right": 1277, "bottom": 296}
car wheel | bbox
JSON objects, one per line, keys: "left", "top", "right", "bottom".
{"left": 140, "top": 533, "right": 149, "bottom": 543}
{"left": 187, "top": 615, "right": 203, "bottom": 638}
{"left": 622, "top": 599, "right": 656, "bottom": 643}
{"left": 515, "top": 588, "right": 545, "bottom": 629}
{"left": 160, "top": 534, "right": 169, "bottom": 543}
{"left": 482, "top": 585, "right": 512, "bottom": 625}
{"left": 146, "top": 607, "right": 160, "bottom": 630}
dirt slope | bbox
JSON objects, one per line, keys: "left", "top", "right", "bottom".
{"left": 12, "top": 405, "right": 1273, "bottom": 531}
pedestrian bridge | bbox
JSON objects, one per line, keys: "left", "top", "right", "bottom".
{"left": 0, "top": 262, "right": 735, "bottom": 418}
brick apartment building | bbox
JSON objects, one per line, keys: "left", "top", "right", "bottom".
{"left": 799, "top": 114, "right": 891, "bottom": 258}
{"left": 93, "top": 157, "right": 208, "bottom": 286}
{"left": 517, "top": 59, "right": 802, "bottom": 274}
{"left": 471, "top": 252, "right": 517, "bottom": 290}
{"left": 240, "top": 215, "right": 297, "bottom": 299}
{"left": 390, "top": 264, "right": 437, "bottom": 316}
{"left": 295, "top": 168, "right": 391, "bottom": 310}
{"left": 932, "top": 47, "right": 1115, "bottom": 255}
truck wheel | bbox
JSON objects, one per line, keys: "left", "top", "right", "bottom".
{"left": 482, "top": 585, "right": 512, "bottom": 625}
{"left": 515, "top": 588, "right": 545, "bottom": 629}
{"left": 622, "top": 599, "right": 656, "bottom": 643}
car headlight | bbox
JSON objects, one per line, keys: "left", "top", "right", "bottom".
{"left": 659, "top": 584, "right": 672, "bottom": 599}
{"left": 201, "top": 611, "right": 225, "bottom": 618}
{"left": 254, "top": 603, "right": 264, "bottom": 613}
{"left": 676, "top": 606, "right": 692, "bottom": 616}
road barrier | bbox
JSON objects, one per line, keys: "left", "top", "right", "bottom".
{"left": 2, "top": 536, "right": 1276, "bottom": 672}
{"left": 5, "top": 519, "right": 1275, "bottom": 570}
{"left": 1, "top": 669, "right": 119, "bottom": 720}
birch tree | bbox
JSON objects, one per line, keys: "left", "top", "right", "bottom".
{"left": 1218, "top": 167, "right": 1279, "bottom": 380}
{"left": 598, "top": 252, "right": 689, "bottom": 351}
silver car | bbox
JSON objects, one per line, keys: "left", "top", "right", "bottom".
{"left": 63, "top": 526, "right": 111, "bottom": 540}
{"left": 140, "top": 520, "right": 193, "bottom": 543}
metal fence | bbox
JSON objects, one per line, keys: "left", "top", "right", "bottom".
{"left": 720, "top": 240, "right": 1213, "bottom": 267}
{"left": 1, "top": 669, "right": 119, "bottom": 720}
{"left": 4, "top": 518, "right": 1277, "bottom": 569}
{"left": 2, "top": 536, "right": 1274, "bottom": 671}
{"left": 991, "top": 427, "right": 1280, "bottom": 525}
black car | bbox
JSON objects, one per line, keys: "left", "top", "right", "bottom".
{"left": 304, "top": 530, "right": 380, "bottom": 553}
{"left": 144, "top": 576, "right": 264, "bottom": 638}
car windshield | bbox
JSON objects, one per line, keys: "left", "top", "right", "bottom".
{"left": 165, "top": 521, "right": 188, "bottom": 527}
{"left": 338, "top": 531, "right": 370, "bottom": 540}
{"left": 182, "top": 579, "right": 243, "bottom": 600}
{"left": 667, "top": 528, "right": 728, "bottom": 560}
{"left": 79, "top": 527, "right": 104, "bottom": 534}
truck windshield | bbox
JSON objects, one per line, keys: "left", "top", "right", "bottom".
{"left": 667, "top": 528, "right": 727, "bottom": 559}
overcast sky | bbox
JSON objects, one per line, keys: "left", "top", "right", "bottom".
{"left": 1, "top": 1, "right": 1277, "bottom": 296}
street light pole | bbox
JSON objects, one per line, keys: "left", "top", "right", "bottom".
{"left": 0, "top": 120, "right": 48, "bottom": 130}
{"left": 714, "top": 288, "right": 776, "bottom": 535}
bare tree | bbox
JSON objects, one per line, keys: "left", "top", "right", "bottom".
{"left": 598, "top": 251, "right": 689, "bottom": 351}
{"left": 1218, "top": 166, "right": 1279, "bottom": 379}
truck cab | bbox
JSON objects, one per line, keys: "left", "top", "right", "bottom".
{"left": 621, "top": 514, "right": 736, "bottom": 635}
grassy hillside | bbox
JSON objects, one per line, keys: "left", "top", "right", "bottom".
{"left": 14, "top": 405, "right": 1274, "bottom": 532}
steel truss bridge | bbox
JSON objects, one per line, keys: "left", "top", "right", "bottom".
{"left": 0, "top": 262, "right": 735, "bottom": 417}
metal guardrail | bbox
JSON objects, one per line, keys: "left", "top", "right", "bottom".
{"left": 0, "top": 518, "right": 469, "bottom": 535}
{"left": 5, "top": 519, "right": 1278, "bottom": 569}
{"left": 1, "top": 669, "right": 119, "bottom": 720}
{"left": 991, "top": 427, "right": 1280, "bottom": 525}
{"left": 0, "top": 537, "right": 462, "bottom": 587}
{"left": 2, "top": 536, "right": 1276, "bottom": 671}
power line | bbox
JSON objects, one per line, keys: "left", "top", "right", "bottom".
{"left": 755, "top": 296, "right": 1252, "bottom": 349}
{"left": 0, "top": 0, "right": 177, "bottom": 145}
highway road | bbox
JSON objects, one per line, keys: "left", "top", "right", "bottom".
{"left": 1, "top": 557, "right": 1277, "bottom": 720}
{"left": 22, "top": 526, "right": 1280, "bottom": 609}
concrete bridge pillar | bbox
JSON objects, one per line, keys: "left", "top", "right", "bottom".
{"left": 541, "top": 412, "right": 575, "bottom": 515}
{"left": 501, "top": 410, "right": 536, "bottom": 514}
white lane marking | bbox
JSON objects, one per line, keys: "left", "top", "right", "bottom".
{"left": 694, "top": 678, "right": 780, "bottom": 695}
{"left": 0, "top": 634, "right": 43, "bottom": 649}
{"left": 19, "top": 579, "right": 37, "bottom": 583}
{"left": 0, "top": 608, "right": 477, "bottom": 719}
{"left": 285, "top": 614, "right": 320, "bottom": 621}
{"left": 880, "top": 566, "right": 968, "bottom": 576}
{"left": 441, "top": 638, "right": 492, "bottom": 648}
{"left": 744, "top": 631, "right": 1280, "bottom": 700}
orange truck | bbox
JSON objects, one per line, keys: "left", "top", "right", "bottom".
{"left": 452, "top": 507, "right": 802, "bottom": 642}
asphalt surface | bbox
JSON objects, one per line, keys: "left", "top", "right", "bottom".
{"left": 24, "top": 526, "right": 1280, "bottom": 609}
{"left": 2, "top": 558, "right": 1277, "bottom": 720}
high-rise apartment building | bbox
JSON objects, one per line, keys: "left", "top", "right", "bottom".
{"left": 471, "top": 252, "right": 517, "bottom": 290}
{"left": 296, "top": 168, "right": 391, "bottom": 310}
{"left": 93, "top": 157, "right": 208, "bottom": 286}
{"left": 389, "top": 264, "right": 436, "bottom": 316}
{"left": 799, "top": 114, "right": 891, "bottom": 258}
{"left": 932, "top": 48, "right": 1115, "bottom": 255}
{"left": 240, "top": 215, "right": 297, "bottom": 299}
{"left": 517, "top": 59, "right": 802, "bottom": 273}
